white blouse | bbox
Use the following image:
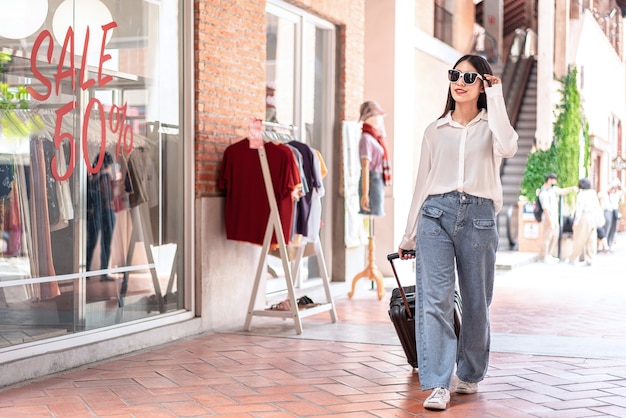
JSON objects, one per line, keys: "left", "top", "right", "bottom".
{"left": 399, "top": 84, "right": 519, "bottom": 250}
{"left": 573, "top": 189, "right": 602, "bottom": 225}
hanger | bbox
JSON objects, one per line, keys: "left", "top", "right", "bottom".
{"left": 261, "top": 121, "right": 298, "bottom": 143}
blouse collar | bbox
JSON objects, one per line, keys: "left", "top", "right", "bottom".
{"left": 437, "top": 108, "right": 488, "bottom": 128}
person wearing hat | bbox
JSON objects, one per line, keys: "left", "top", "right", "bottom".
{"left": 358, "top": 100, "right": 390, "bottom": 216}
{"left": 538, "top": 173, "right": 578, "bottom": 263}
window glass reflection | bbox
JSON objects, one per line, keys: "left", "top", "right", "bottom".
{"left": 266, "top": 13, "right": 295, "bottom": 125}
{"left": 265, "top": 6, "right": 334, "bottom": 288}
{"left": 0, "top": 0, "right": 185, "bottom": 347}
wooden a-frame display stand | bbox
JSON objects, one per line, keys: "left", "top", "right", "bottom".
{"left": 118, "top": 203, "right": 175, "bottom": 311}
{"left": 244, "top": 144, "right": 337, "bottom": 335}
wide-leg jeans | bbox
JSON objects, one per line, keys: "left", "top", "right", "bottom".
{"left": 414, "top": 191, "right": 497, "bottom": 390}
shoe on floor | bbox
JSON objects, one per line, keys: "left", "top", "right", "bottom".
{"left": 423, "top": 387, "right": 450, "bottom": 410}
{"left": 455, "top": 380, "right": 478, "bottom": 394}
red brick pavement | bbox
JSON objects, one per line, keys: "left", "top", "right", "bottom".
{"left": 1, "top": 236, "right": 626, "bottom": 417}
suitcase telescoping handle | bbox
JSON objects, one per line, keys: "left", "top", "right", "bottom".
{"left": 386, "top": 250, "right": 415, "bottom": 261}
{"left": 387, "top": 250, "right": 416, "bottom": 319}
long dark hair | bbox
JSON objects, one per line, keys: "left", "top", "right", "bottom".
{"left": 438, "top": 54, "right": 493, "bottom": 119}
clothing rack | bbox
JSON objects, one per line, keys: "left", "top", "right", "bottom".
{"left": 244, "top": 121, "right": 336, "bottom": 334}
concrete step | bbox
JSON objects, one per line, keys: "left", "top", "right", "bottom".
{"left": 495, "top": 250, "right": 538, "bottom": 270}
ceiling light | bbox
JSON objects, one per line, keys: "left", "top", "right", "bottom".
{"left": 52, "top": 0, "right": 114, "bottom": 55}
{"left": 0, "top": 0, "right": 48, "bottom": 40}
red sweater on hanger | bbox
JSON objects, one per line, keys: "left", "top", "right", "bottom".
{"left": 218, "top": 138, "right": 301, "bottom": 246}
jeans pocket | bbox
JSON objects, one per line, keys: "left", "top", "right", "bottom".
{"left": 472, "top": 218, "right": 496, "bottom": 248}
{"left": 420, "top": 205, "right": 443, "bottom": 236}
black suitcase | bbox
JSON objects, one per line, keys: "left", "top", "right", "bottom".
{"left": 387, "top": 251, "right": 462, "bottom": 369}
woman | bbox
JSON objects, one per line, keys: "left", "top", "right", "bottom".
{"left": 565, "top": 178, "right": 603, "bottom": 266}
{"left": 398, "top": 55, "right": 518, "bottom": 410}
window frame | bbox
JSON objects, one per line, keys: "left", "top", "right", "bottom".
{"left": 265, "top": 0, "right": 336, "bottom": 284}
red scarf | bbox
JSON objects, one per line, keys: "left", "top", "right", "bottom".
{"left": 362, "top": 123, "right": 392, "bottom": 186}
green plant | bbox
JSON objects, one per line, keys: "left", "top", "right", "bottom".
{"left": 0, "top": 83, "right": 29, "bottom": 110}
{"left": 553, "top": 66, "right": 583, "bottom": 207}
{"left": 519, "top": 66, "right": 588, "bottom": 208}
{"left": 0, "top": 52, "right": 31, "bottom": 139}
{"left": 0, "top": 52, "right": 11, "bottom": 73}
{"left": 1, "top": 53, "right": 29, "bottom": 110}
{"left": 582, "top": 120, "right": 590, "bottom": 177}
{"left": 520, "top": 143, "right": 558, "bottom": 201}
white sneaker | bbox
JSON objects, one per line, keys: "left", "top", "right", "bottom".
{"left": 423, "top": 387, "right": 450, "bottom": 410}
{"left": 456, "top": 380, "right": 478, "bottom": 394}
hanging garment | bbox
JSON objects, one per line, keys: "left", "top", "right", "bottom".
{"left": 127, "top": 150, "right": 149, "bottom": 208}
{"left": 50, "top": 143, "right": 75, "bottom": 231}
{"left": 5, "top": 171, "right": 22, "bottom": 256}
{"left": 144, "top": 150, "right": 159, "bottom": 208}
{"left": 306, "top": 148, "right": 326, "bottom": 242}
{"left": 287, "top": 141, "right": 321, "bottom": 237}
{"left": 30, "top": 138, "right": 60, "bottom": 300}
{"left": 0, "top": 163, "right": 14, "bottom": 198}
{"left": 218, "top": 138, "right": 300, "bottom": 246}
{"left": 41, "top": 139, "right": 61, "bottom": 227}
{"left": 285, "top": 144, "right": 308, "bottom": 196}
{"left": 112, "top": 151, "right": 132, "bottom": 213}
{"left": 342, "top": 121, "right": 370, "bottom": 247}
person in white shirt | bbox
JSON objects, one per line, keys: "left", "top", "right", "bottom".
{"left": 398, "top": 55, "right": 518, "bottom": 410}
{"left": 538, "top": 173, "right": 578, "bottom": 263}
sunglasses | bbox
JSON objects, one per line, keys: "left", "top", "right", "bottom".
{"left": 448, "top": 69, "right": 484, "bottom": 85}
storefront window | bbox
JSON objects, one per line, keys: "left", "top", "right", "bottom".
{"left": 266, "top": 13, "right": 295, "bottom": 125}
{"left": 266, "top": 1, "right": 335, "bottom": 287}
{"left": 0, "top": 0, "right": 186, "bottom": 347}
{"left": 434, "top": 0, "right": 453, "bottom": 46}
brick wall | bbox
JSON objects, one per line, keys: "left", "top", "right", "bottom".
{"left": 194, "top": 0, "right": 266, "bottom": 197}
{"left": 194, "top": 0, "right": 365, "bottom": 197}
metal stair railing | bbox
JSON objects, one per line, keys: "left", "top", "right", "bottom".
{"left": 502, "top": 28, "right": 537, "bottom": 127}
{"left": 497, "top": 28, "right": 538, "bottom": 250}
